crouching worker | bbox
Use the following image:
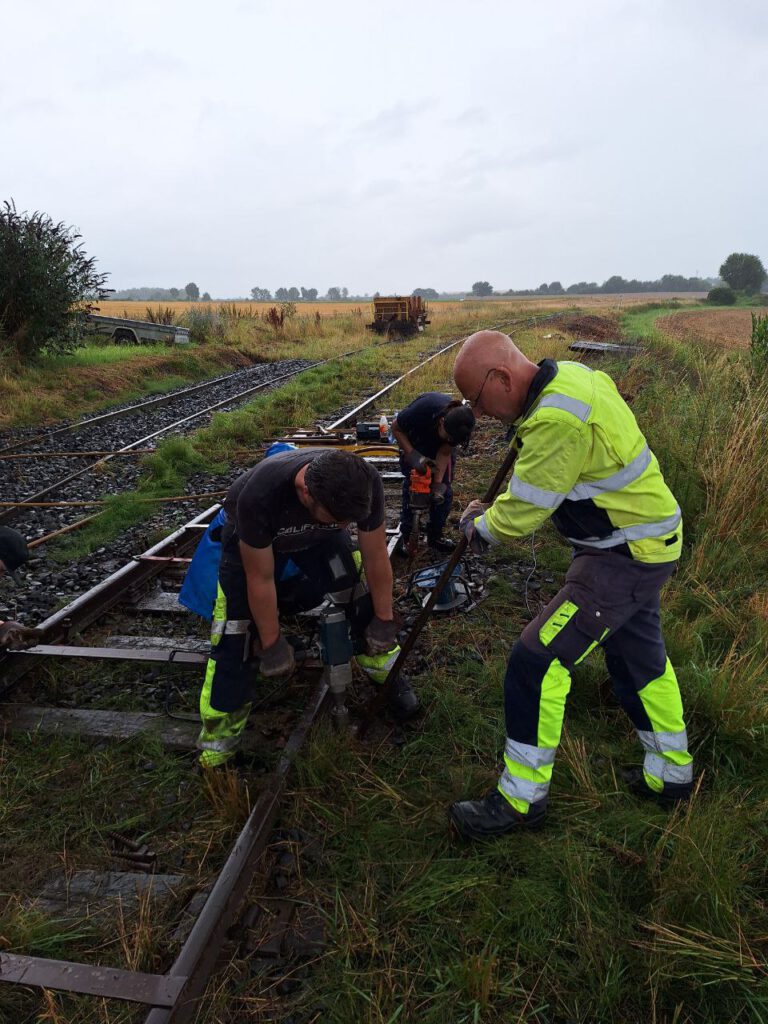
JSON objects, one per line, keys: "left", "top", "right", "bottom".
{"left": 0, "top": 527, "right": 41, "bottom": 650}
{"left": 391, "top": 394, "right": 475, "bottom": 555}
{"left": 197, "top": 448, "right": 421, "bottom": 769}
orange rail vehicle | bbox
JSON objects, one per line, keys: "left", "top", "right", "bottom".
{"left": 366, "top": 295, "right": 430, "bottom": 339}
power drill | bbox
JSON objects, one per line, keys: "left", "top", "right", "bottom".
{"left": 407, "top": 464, "right": 432, "bottom": 557}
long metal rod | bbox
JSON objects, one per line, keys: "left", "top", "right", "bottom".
{"left": 361, "top": 438, "right": 521, "bottom": 731}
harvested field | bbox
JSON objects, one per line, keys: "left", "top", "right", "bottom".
{"left": 559, "top": 313, "right": 622, "bottom": 340}
{"left": 656, "top": 309, "right": 756, "bottom": 349}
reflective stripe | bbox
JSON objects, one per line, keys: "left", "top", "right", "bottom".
{"left": 509, "top": 474, "right": 566, "bottom": 509}
{"left": 499, "top": 766, "right": 550, "bottom": 805}
{"left": 197, "top": 734, "right": 242, "bottom": 752}
{"left": 636, "top": 728, "right": 689, "bottom": 754}
{"left": 538, "top": 394, "right": 592, "bottom": 422}
{"left": 504, "top": 739, "right": 556, "bottom": 770}
{"left": 566, "top": 507, "right": 681, "bottom": 549}
{"left": 210, "top": 618, "right": 250, "bottom": 637}
{"left": 567, "top": 445, "right": 652, "bottom": 501}
{"left": 644, "top": 753, "right": 693, "bottom": 785}
{"left": 473, "top": 513, "right": 498, "bottom": 546}
{"left": 538, "top": 601, "right": 579, "bottom": 647}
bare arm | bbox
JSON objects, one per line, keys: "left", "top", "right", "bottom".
{"left": 391, "top": 419, "right": 413, "bottom": 455}
{"left": 239, "top": 541, "right": 280, "bottom": 647}
{"left": 357, "top": 525, "right": 393, "bottom": 621}
{"left": 433, "top": 442, "right": 452, "bottom": 483}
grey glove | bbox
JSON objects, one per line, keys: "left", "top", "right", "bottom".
{"left": 459, "top": 501, "right": 490, "bottom": 556}
{"left": 430, "top": 481, "right": 448, "bottom": 505}
{"left": 257, "top": 634, "right": 296, "bottom": 678}
{"left": 0, "top": 621, "right": 43, "bottom": 650}
{"left": 364, "top": 616, "right": 399, "bottom": 655}
{"left": 405, "top": 449, "right": 429, "bottom": 473}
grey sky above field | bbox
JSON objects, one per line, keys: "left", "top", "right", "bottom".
{"left": 3, "top": 0, "right": 766, "bottom": 296}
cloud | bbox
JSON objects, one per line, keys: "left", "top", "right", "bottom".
{"left": 354, "top": 98, "right": 436, "bottom": 140}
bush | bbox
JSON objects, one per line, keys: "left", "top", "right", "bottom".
{"left": 0, "top": 199, "right": 108, "bottom": 360}
{"left": 707, "top": 286, "right": 736, "bottom": 305}
{"left": 751, "top": 313, "right": 768, "bottom": 370}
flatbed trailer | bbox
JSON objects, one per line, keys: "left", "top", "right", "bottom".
{"left": 87, "top": 314, "right": 190, "bottom": 345}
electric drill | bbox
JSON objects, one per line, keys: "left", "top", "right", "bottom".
{"left": 407, "top": 464, "right": 432, "bottom": 557}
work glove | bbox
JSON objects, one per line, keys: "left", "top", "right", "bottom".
{"left": 256, "top": 634, "right": 296, "bottom": 678}
{"left": 459, "top": 500, "right": 490, "bottom": 556}
{"left": 0, "top": 621, "right": 43, "bottom": 651}
{"left": 404, "top": 449, "right": 430, "bottom": 474}
{"left": 430, "top": 481, "right": 448, "bottom": 505}
{"left": 364, "top": 615, "right": 399, "bottom": 655}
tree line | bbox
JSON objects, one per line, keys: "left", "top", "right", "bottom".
{"left": 110, "top": 283, "right": 211, "bottom": 302}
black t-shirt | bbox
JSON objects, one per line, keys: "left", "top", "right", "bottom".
{"left": 394, "top": 392, "right": 453, "bottom": 461}
{"left": 223, "top": 448, "right": 385, "bottom": 552}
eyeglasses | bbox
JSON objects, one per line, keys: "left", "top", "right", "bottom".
{"left": 469, "top": 368, "right": 495, "bottom": 410}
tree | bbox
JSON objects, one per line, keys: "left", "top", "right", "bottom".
{"left": 412, "top": 288, "right": 439, "bottom": 299}
{"left": 287, "top": 286, "right": 300, "bottom": 301}
{"left": 536, "top": 283, "right": 549, "bottom": 294}
{"left": 251, "top": 287, "right": 272, "bottom": 301}
{"left": 548, "top": 281, "right": 564, "bottom": 294}
{"left": 341, "top": 287, "right": 348, "bottom": 299}
{"left": 602, "top": 276, "right": 628, "bottom": 293}
{"left": 471, "top": 281, "right": 493, "bottom": 297}
{"left": 326, "top": 287, "right": 342, "bottom": 300}
{"left": 0, "top": 199, "right": 109, "bottom": 359}
{"left": 169, "top": 287, "right": 180, "bottom": 299}
{"left": 185, "top": 281, "right": 200, "bottom": 301}
{"left": 300, "top": 287, "right": 318, "bottom": 301}
{"left": 201, "top": 291, "right": 211, "bottom": 301}
{"left": 275, "top": 287, "right": 289, "bottom": 301}
{"left": 719, "top": 253, "right": 766, "bottom": 295}
{"left": 707, "top": 286, "right": 736, "bottom": 305}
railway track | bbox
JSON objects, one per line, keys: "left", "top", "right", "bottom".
{"left": 0, "top": 312, "right": 566, "bottom": 1020}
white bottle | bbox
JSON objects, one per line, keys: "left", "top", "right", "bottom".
{"left": 379, "top": 413, "right": 389, "bottom": 440}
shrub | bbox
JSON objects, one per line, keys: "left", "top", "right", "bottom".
{"left": 707, "top": 286, "right": 736, "bottom": 305}
{"left": 751, "top": 313, "right": 768, "bottom": 370}
{"left": 0, "top": 199, "right": 109, "bottom": 360}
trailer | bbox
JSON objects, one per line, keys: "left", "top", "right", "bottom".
{"left": 86, "top": 314, "right": 190, "bottom": 346}
{"left": 366, "top": 296, "right": 430, "bottom": 338}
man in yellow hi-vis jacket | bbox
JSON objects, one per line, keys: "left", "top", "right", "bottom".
{"left": 449, "top": 330, "right": 693, "bottom": 840}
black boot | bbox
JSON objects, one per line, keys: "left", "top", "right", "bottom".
{"left": 621, "top": 766, "right": 692, "bottom": 805}
{"left": 386, "top": 674, "right": 421, "bottom": 720}
{"left": 393, "top": 532, "right": 411, "bottom": 558}
{"left": 427, "top": 534, "right": 456, "bottom": 554}
{"left": 449, "top": 789, "right": 547, "bottom": 840}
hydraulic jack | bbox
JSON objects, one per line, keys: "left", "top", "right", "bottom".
{"left": 406, "top": 465, "right": 432, "bottom": 558}
{"left": 319, "top": 606, "right": 353, "bottom": 731}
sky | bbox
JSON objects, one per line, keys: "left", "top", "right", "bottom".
{"left": 2, "top": 0, "right": 767, "bottom": 296}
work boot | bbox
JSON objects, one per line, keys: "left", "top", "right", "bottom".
{"left": 393, "top": 533, "right": 412, "bottom": 558}
{"left": 427, "top": 534, "right": 456, "bottom": 555}
{"left": 621, "top": 766, "right": 692, "bottom": 805}
{"left": 449, "top": 789, "right": 547, "bottom": 840}
{"left": 387, "top": 674, "right": 422, "bottom": 720}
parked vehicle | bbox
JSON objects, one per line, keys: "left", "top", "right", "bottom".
{"left": 366, "top": 296, "right": 430, "bottom": 338}
{"left": 86, "top": 314, "right": 190, "bottom": 345}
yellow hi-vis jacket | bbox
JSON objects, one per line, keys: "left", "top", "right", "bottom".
{"left": 474, "top": 360, "right": 682, "bottom": 564}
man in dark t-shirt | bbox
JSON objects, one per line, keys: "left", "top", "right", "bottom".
{"left": 198, "top": 448, "right": 420, "bottom": 768}
{"left": 392, "top": 393, "right": 475, "bottom": 553}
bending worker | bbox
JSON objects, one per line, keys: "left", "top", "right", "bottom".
{"left": 449, "top": 331, "right": 693, "bottom": 840}
{"left": 197, "top": 448, "right": 420, "bottom": 769}
{"left": 0, "top": 527, "right": 39, "bottom": 649}
{"left": 391, "top": 394, "right": 475, "bottom": 554}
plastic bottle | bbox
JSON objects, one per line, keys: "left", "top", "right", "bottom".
{"left": 379, "top": 413, "right": 389, "bottom": 440}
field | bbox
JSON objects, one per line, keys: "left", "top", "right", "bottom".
{"left": 95, "top": 293, "right": 708, "bottom": 322}
{"left": 656, "top": 308, "right": 757, "bottom": 349}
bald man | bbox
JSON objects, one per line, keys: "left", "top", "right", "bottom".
{"left": 448, "top": 331, "right": 692, "bottom": 840}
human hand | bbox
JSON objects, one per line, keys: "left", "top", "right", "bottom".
{"left": 364, "top": 615, "right": 398, "bottom": 655}
{"left": 430, "top": 481, "right": 448, "bottom": 505}
{"left": 0, "top": 621, "right": 43, "bottom": 650}
{"left": 405, "top": 450, "right": 429, "bottom": 473}
{"left": 257, "top": 634, "right": 296, "bottom": 678}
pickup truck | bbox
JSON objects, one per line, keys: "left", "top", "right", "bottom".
{"left": 86, "top": 314, "right": 190, "bottom": 345}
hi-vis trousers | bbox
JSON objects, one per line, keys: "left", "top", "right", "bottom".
{"left": 197, "top": 531, "right": 398, "bottom": 767}
{"left": 499, "top": 550, "right": 693, "bottom": 812}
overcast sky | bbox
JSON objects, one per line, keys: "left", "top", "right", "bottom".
{"left": 3, "top": 0, "right": 766, "bottom": 296}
